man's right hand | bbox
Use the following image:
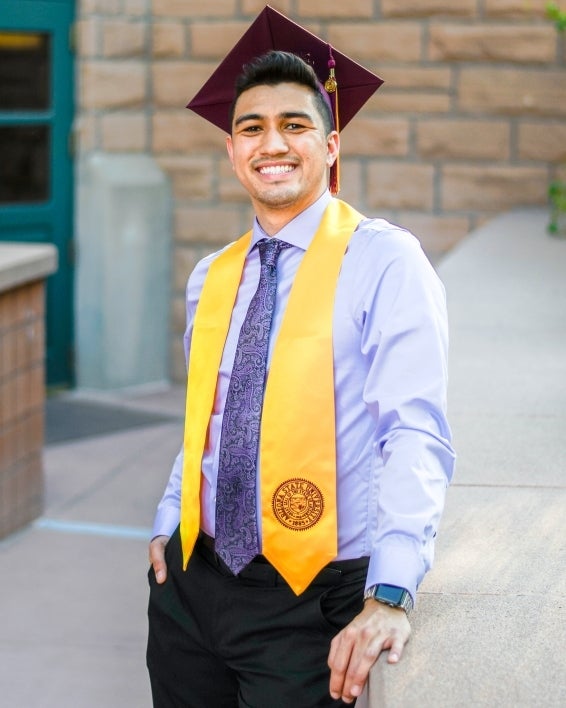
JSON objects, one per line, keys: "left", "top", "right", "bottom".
{"left": 149, "top": 535, "right": 170, "bottom": 584}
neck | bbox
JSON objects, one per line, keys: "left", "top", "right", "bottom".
{"left": 255, "top": 212, "right": 295, "bottom": 237}
{"left": 252, "top": 190, "right": 328, "bottom": 236}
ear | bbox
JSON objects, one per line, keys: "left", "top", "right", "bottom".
{"left": 326, "top": 131, "right": 340, "bottom": 167}
{"left": 226, "top": 135, "right": 234, "bottom": 168}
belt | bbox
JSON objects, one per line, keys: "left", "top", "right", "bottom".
{"left": 197, "top": 531, "right": 368, "bottom": 588}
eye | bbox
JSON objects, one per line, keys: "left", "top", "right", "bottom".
{"left": 285, "top": 122, "right": 307, "bottom": 131}
{"left": 238, "top": 124, "right": 262, "bottom": 135}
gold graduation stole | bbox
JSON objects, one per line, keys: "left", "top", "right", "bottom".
{"left": 180, "top": 199, "right": 364, "bottom": 595}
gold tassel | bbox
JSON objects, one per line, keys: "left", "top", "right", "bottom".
{"left": 325, "top": 48, "right": 340, "bottom": 195}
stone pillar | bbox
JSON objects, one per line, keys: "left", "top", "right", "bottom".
{"left": 76, "top": 153, "right": 171, "bottom": 391}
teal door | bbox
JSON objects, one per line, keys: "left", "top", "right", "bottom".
{"left": 0, "top": 0, "right": 75, "bottom": 386}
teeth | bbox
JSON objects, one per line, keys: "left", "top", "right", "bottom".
{"left": 259, "top": 165, "right": 294, "bottom": 175}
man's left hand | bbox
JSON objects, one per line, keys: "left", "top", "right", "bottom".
{"left": 327, "top": 599, "right": 411, "bottom": 704}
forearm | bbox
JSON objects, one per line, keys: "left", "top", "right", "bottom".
{"left": 365, "top": 425, "right": 455, "bottom": 601}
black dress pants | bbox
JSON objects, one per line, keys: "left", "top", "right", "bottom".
{"left": 147, "top": 526, "right": 368, "bottom": 708}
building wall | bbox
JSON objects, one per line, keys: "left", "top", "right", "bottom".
{"left": 0, "top": 280, "right": 46, "bottom": 538}
{"left": 75, "top": 0, "right": 566, "bottom": 382}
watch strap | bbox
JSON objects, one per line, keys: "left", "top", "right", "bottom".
{"left": 363, "top": 583, "right": 413, "bottom": 614}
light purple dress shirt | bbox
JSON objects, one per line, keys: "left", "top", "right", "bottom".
{"left": 153, "top": 191, "right": 455, "bottom": 602}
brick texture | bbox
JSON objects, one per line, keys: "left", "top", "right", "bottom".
{"left": 81, "top": 62, "right": 147, "bottom": 109}
{"left": 459, "top": 68, "right": 566, "bottom": 118}
{"left": 123, "top": 0, "right": 149, "bottom": 15}
{"left": 518, "top": 123, "right": 566, "bottom": 163}
{"left": 152, "top": 62, "right": 214, "bottom": 108}
{"left": 328, "top": 23, "right": 422, "bottom": 62}
{"left": 429, "top": 25, "right": 556, "bottom": 63}
{"left": 175, "top": 206, "right": 244, "bottom": 245}
{"left": 75, "top": 1, "right": 566, "bottom": 383}
{"left": 417, "top": 120, "right": 510, "bottom": 160}
{"left": 152, "top": 22, "right": 186, "bottom": 57}
{"left": 483, "top": 0, "right": 550, "bottom": 18}
{"left": 297, "top": 0, "right": 373, "bottom": 18}
{"left": 158, "top": 155, "right": 216, "bottom": 201}
{"left": 152, "top": 113, "right": 224, "bottom": 153}
{"left": 442, "top": 165, "right": 548, "bottom": 211}
{"left": 367, "top": 163, "right": 435, "bottom": 211}
{"left": 190, "top": 22, "right": 252, "bottom": 58}
{"left": 152, "top": 0, "right": 236, "bottom": 18}
{"left": 77, "top": 18, "right": 99, "bottom": 57}
{"left": 82, "top": 0, "right": 122, "bottom": 14}
{"left": 382, "top": 66, "right": 451, "bottom": 90}
{"left": 0, "top": 281, "right": 46, "bottom": 539}
{"left": 381, "top": 0, "right": 477, "bottom": 16}
{"left": 100, "top": 112, "right": 148, "bottom": 151}
{"left": 101, "top": 20, "right": 146, "bottom": 58}
{"left": 374, "top": 91, "right": 451, "bottom": 114}
{"left": 340, "top": 119, "right": 410, "bottom": 157}
{"left": 243, "top": 0, "right": 292, "bottom": 15}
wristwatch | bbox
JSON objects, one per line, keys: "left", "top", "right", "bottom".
{"left": 363, "top": 584, "right": 413, "bottom": 614}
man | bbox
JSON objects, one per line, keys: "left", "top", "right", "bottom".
{"left": 147, "top": 7, "right": 455, "bottom": 707}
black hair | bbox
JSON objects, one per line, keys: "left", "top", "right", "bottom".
{"left": 229, "top": 50, "right": 334, "bottom": 135}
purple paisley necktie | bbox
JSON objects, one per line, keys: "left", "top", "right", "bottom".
{"left": 215, "top": 237, "right": 291, "bottom": 574}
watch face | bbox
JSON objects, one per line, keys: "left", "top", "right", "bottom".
{"left": 376, "top": 584, "right": 405, "bottom": 604}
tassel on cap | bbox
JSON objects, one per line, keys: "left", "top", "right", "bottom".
{"left": 324, "top": 46, "right": 340, "bottom": 195}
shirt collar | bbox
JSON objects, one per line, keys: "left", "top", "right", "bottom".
{"left": 250, "top": 191, "right": 333, "bottom": 253}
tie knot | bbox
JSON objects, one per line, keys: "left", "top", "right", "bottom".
{"left": 258, "top": 238, "right": 289, "bottom": 269}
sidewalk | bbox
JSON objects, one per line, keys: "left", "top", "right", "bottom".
{"left": 0, "top": 386, "right": 185, "bottom": 707}
{"left": 1, "top": 209, "right": 564, "bottom": 707}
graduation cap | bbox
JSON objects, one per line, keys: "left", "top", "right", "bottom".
{"left": 187, "top": 5, "right": 384, "bottom": 194}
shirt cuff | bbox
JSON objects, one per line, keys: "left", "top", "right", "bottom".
{"left": 365, "top": 538, "right": 427, "bottom": 605}
{"left": 152, "top": 506, "right": 180, "bottom": 540}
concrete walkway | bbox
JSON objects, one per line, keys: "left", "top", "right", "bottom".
{"left": 0, "top": 209, "right": 564, "bottom": 707}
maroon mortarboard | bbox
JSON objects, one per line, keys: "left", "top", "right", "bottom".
{"left": 187, "top": 5, "right": 384, "bottom": 194}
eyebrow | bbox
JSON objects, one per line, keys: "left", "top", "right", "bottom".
{"left": 234, "top": 111, "right": 315, "bottom": 127}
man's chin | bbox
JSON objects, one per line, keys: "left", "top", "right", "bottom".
{"left": 254, "top": 185, "right": 299, "bottom": 209}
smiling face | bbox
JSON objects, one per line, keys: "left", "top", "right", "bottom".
{"left": 226, "top": 82, "right": 339, "bottom": 234}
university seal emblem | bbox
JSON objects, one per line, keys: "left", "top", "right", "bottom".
{"left": 272, "top": 478, "right": 324, "bottom": 530}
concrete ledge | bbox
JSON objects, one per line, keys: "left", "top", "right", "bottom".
{"left": 0, "top": 242, "right": 58, "bottom": 293}
{"left": 369, "top": 594, "right": 563, "bottom": 707}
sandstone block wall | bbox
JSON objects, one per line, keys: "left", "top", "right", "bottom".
{"left": 75, "top": 0, "right": 566, "bottom": 381}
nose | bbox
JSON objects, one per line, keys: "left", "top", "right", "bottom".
{"left": 260, "top": 127, "right": 289, "bottom": 155}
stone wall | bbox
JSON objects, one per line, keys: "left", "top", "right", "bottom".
{"left": 75, "top": 0, "right": 566, "bottom": 381}
{"left": 0, "top": 281, "right": 46, "bottom": 538}
{"left": 0, "top": 243, "right": 56, "bottom": 538}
